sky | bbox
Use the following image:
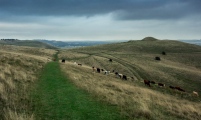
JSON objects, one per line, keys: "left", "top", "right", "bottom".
{"left": 0, "top": 0, "right": 201, "bottom": 41}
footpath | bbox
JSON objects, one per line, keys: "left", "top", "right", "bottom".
{"left": 31, "top": 56, "right": 125, "bottom": 120}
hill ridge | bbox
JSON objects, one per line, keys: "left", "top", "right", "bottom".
{"left": 141, "top": 36, "right": 158, "bottom": 41}
{"left": 0, "top": 39, "right": 57, "bottom": 49}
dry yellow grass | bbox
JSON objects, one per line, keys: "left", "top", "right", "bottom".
{"left": 60, "top": 45, "right": 201, "bottom": 97}
{"left": 4, "top": 109, "right": 34, "bottom": 120}
{"left": 0, "top": 45, "right": 56, "bottom": 120}
{"left": 58, "top": 40, "right": 201, "bottom": 119}
{"left": 58, "top": 50, "right": 89, "bottom": 60}
{"left": 59, "top": 50, "right": 131, "bottom": 76}
{"left": 0, "top": 45, "right": 56, "bottom": 61}
{"left": 60, "top": 62, "right": 201, "bottom": 120}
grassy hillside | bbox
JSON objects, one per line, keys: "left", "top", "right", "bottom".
{"left": 0, "top": 46, "right": 56, "bottom": 119}
{"left": 0, "top": 39, "right": 57, "bottom": 49}
{"left": 0, "top": 45, "right": 56, "bottom": 60}
{"left": 59, "top": 39, "right": 201, "bottom": 92}
{"left": 59, "top": 38, "right": 201, "bottom": 119}
{"left": 1, "top": 38, "right": 200, "bottom": 119}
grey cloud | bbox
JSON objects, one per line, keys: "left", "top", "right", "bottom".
{"left": 0, "top": 0, "right": 201, "bottom": 21}
{"left": 114, "top": 0, "right": 201, "bottom": 20}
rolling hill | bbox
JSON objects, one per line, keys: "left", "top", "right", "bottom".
{"left": 59, "top": 37, "right": 201, "bottom": 119}
{"left": 1, "top": 37, "right": 201, "bottom": 119}
{"left": 37, "top": 39, "right": 127, "bottom": 48}
{"left": 0, "top": 39, "right": 57, "bottom": 49}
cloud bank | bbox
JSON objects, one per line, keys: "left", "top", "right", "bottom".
{"left": 0, "top": 0, "right": 200, "bottom": 40}
{"left": 1, "top": 0, "right": 201, "bottom": 20}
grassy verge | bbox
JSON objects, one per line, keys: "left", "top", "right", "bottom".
{"left": 31, "top": 61, "right": 125, "bottom": 120}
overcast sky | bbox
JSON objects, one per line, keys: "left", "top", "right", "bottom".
{"left": 0, "top": 0, "right": 201, "bottom": 41}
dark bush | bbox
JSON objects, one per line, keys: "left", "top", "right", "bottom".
{"left": 155, "top": 57, "right": 161, "bottom": 61}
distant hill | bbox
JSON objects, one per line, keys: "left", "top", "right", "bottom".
{"left": 0, "top": 39, "right": 57, "bottom": 49}
{"left": 141, "top": 37, "right": 158, "bottom": 41}
{"left": 179, "top": 40, "right": 201, "bottom": 46}
{"left": 74, "top": 38, "right": 201, "bottom": 54}
{"left": 37, "top": 40, "right": 127, "bottom": 48}
{"left": 64, "top": 38, "right": 201, "bottom": 94}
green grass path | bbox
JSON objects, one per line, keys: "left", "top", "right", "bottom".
{"left": 32, "top": 61, "right": 124, "bottom": 120}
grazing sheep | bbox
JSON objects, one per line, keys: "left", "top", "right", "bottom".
{"left": 150, "top": 81, "right": 156, "bottom": 84}
{"left": 104, "top": 70, "right": 110, "bottom": 75}
{"left": 144, "top": 80, "right": 151, "bottom": 87}
{"left": 169, "top": 86, "right": 175, "bottom": 89}
{"left": 175, "top": 87, "right": 185, "bottom": 92}
{"left": 115, "top": 72, "right": 119, "bottom": 77}
{"left": 115, "top": 72, "right": 118, "bottom": 75}
{"left": 192, "top": 91, "right": 199, "bottom": 97}
{"left": 122, "top": 75, "right": 127, "bottom": 80}
{"left": 118, "top": 74, "right": 123, "bottom": 79}
{"left": 97, "top": 68, "right": 101, "bottom": 73}
{"left": 92, "top": 66, "right": 96, "bottom": 72}
{"left": 158, "top": 83, "right": 165, "bottom": 87}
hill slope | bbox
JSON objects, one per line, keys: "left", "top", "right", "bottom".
{"left": 58, "top": 38, "right": 201, "bottom": 119}
{"left": 0, "top": 46, "right": 56, "bottom": 119}
{"left": 59, "top": 38, "right": 201, "bottom": 95}
{"left": 0, "top": 39, "right": 57, "bottom": 49}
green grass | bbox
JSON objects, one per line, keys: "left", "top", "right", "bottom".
{"left": 31, "top": 61, "right": 125, "bottom": 120}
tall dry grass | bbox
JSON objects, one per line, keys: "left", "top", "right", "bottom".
{"left": 59, "top": 40, "right": 201, "bottom": 119}
{"left": 59, "top": 42, "right": 201, "bottom": 100}
{"left": 0, "top": 46, "right": 56, "bottom": 120}
{"left": 0, "top": 45, "right": 56, "bottom": 60}
{"left": 61, "top": 62, "right": 201, "bottom": 120}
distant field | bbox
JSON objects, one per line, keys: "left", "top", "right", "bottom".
{"left": 38, "top": 40, "right": 127, "bottom": 48}
{"left": 179, "top": 40, "right": 201, "bottom": 46}
{"left": 59, "top": 38, "right": 201, "bottom": 119}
